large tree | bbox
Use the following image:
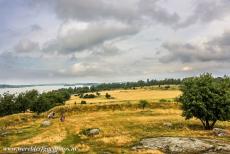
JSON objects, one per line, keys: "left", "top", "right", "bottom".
{"left": 180, "top": 73, "right": 230, "bottom": 130}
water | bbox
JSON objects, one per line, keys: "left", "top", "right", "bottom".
{"left": 0, "top": 85, "right": 84, "bottom": 95}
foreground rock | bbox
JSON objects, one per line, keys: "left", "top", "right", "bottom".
{"left": 41, "top": 120, "right": 51, "bottom": 127}
{"left": 133, "top": 137, "right": 230, "bottom": 153}
{"left": 213, "top": 128, "right": 230, "bottom": 137}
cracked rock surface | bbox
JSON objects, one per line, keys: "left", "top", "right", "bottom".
{"left": 132, "top": 137, "right": 230, "bottom": 154}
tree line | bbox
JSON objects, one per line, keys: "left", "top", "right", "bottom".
{"left": 0, "top": 88, "right": 71, "bottom": 116}
{"left": 74, "top": 78, "right": 182, "bottom": 93}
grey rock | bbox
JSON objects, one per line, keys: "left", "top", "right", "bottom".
{"left": 41, "top": 120, "right": 51, "bottom": 127}
{"left": 133, "top": 137, "right": 230, "bottom": 153}
{"left": 88, "top": 128, "right": 100, "bottom": 136}
{"left": 163, "top": 122, "right": 173, "bottom": 127}
{"left": 82, "top": 128, "right": 100, "bottom": 136}
{"left": 0, "top": 131, "right": 9, "bottom": 137}
{"left": 213, "top": 128, "right": 230, "bottom": 136}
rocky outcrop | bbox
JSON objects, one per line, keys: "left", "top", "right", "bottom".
{"left": 132, "top": 137, "right": 230, "bottom": 154}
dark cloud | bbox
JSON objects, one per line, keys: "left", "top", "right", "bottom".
{"left": 159, "top": 31, "right": 230, "bottom": 63}
{"left": 176, "top": 0, "right": 230, "bottom": 28}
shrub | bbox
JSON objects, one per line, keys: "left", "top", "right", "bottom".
{"left": 83, "top": 94, "right": 96, "bottom": 98}
{"left": 164, "top": 85, "right": 170, "bottom": 89}
{"left": 81, "top": 100, "right": 87, "bottom": 104}
{"left": 138, "top": 100, "right": 149, "bottom": 110}
{"left": 159, "top": 99, "right": 168, "bottom": 103}
{"left": 105, "top": 93, "right": 111, "bottom": 99}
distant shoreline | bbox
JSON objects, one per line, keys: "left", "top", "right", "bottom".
{"left": 0, "top": 83, "right": 96, "bottom": 89}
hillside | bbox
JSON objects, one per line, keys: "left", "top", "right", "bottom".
{"left": 0, "top": 87, "right": 230, "bottom": 154}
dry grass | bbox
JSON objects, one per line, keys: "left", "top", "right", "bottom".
{"left": 66, "top": 88, "right": 181, "bottom": 105}
{"left": 0, "top": 88, "right": 229, "bottom": 154}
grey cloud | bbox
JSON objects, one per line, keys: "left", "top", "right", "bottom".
{"left": 54, "top": 0, "right": 180, "bottom": 25}
{"left": 176, "top": 0, "right": 230, "bottom": 28}
{"left": 65, "top": 60, "right": 143, "bottom": 78}
{"left": 0, "top": 52, "right": 71, "bottom": 81}
{"left": 159, "top": 31, "right": 230, "bottom": 63}
{"left": 91, "top": 44, "right": 120, "bottom": 57}
{"left": 14, "top": 39, "right": 39, "bottom": 53}
{"left": 43, "top": 23, "right": 139, "bottom": 54}
{"left": 138, "top": 0, "right": 180, "bottom": 25}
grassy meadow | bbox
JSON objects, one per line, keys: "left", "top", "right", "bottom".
{"left": 0, "top": 86, "right": 230, "bottom": 154}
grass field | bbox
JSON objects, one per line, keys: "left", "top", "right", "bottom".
{"left": 66, "top": 87, "right": 181, "bottom": 105}
{"left": 0, "top": 87, "right": 230, "bottom": 154}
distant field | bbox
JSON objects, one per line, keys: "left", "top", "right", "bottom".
{"left": 66, "top": 87, "right": 181, "bottom": 105}
{"left": 0, "top": 87, "right": 229, "bottom": 154}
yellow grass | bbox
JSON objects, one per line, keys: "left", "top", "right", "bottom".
{"left": 66, "top": 88, "right": 181, "bottom": 105}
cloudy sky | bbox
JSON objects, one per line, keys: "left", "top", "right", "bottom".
{"left": 0, "top": 0, "right": 230, "bottom": 84}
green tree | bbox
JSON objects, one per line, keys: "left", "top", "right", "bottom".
{"left": 0, "top": 93, "right": 18, "bottom": 116}
{"left": 16, "top": 90, "right": 39, "bottom": 112}
{"left": 30, "top": 94, "right": 52, "bottom": 115}
{"left": 179, "top": 73, "right": 230, "bottom": 130}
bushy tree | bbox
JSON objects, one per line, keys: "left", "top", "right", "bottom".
{"left": 0, "top": 93, "right": 18, "bottom": 116}
{"left": 30, "top": 94, "right": 52, "bottom": 115}
{"left": 179, "top": 73, "right": 230, "bottom": 130}
{"left": 16, "top": 90, "right": 39, "bottom": 112}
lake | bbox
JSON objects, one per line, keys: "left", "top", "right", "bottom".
{"left": 0, "top": 85, "right": 84, "bottom": 95}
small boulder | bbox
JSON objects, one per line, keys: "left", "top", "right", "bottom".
{"left": 213, "top": 128, "right": 230, "bottom": 136}
{"left": 48, "top": 112, "right": 55, "bottom": 119}
{"left": 81, "top": 128, "right": 100, "bottom": 137}
{"left": 0, "top": 131, "right": 9, "bottom": 137}
{"left": 41, "top": 120, "right": 51, "bottom": 127}
{"left": 163, "top": 122, "right": 173, "bottom": 127}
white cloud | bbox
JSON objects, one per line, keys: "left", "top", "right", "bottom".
{"left": 182, "top": 66, "right": 193, "bottom": 71}
{"left": 14, "top": 39, "right": 39, "bottom": 53}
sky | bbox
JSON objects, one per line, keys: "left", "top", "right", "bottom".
{"left": 0, "top": 0, "right": 230, "bottom": 84}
